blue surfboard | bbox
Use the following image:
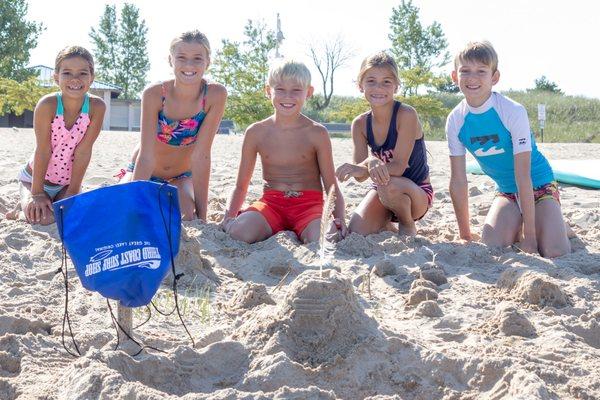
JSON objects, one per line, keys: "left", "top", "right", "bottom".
{"left": 466, "top": 159, "right": 600, "bottom": 189}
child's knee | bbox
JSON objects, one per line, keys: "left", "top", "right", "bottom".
{"left": 377, "top": 185, "right": 407, "bottom": 208}
{"left": 481, "top": 225, "right": 513, "bottom": 247}
{"left": 539, "top": 241, "right": 570, "bottom": 258}
{"left": 228, "top": 221, "right": 256, "bottom": 243}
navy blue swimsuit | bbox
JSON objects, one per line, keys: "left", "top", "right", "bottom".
{"left": 366, "top": 100, "right": 429, "bottom": 184}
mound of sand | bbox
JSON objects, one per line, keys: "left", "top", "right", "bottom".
{"left": 1, "top": 131, "right": 599, "bottom": 399}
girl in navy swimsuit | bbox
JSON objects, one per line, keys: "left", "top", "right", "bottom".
{"left": 336, "top": 52, "right": 433, "bottom": 236}
{"left": 119, "top": 30, "right": 227, "bottom": 221}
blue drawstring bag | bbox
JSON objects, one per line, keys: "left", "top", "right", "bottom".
{"left": 53, "top": 181, "right": 181, "bottom": 307}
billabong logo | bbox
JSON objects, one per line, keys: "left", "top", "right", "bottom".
{"left": 470, "top": 134, "right": 499, "bottom": 145}
{"left": 474, "top": 146, "right": 505, "bottom": 157}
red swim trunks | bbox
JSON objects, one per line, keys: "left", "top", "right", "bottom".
{"left": 243, "top": 189, "right": 324, "bottom": 238}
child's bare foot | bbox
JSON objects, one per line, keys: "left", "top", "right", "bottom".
{"left": 565, "top": 222, "right": 576, "bottom": 239}
{"left": 397, "top": 223, "right": 417, "bottom": 236}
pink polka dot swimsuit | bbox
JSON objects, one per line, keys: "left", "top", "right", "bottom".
{"left": 39, "top": 93, "right": 91, "bottom": 185}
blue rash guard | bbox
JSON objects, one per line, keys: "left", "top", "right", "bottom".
{"left": 446, "top": 92, "right": 554, "bottom": 193}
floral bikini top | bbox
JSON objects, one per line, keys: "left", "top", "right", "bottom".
{"left": 156, "top": 82, "right": 207, "bottom": 147}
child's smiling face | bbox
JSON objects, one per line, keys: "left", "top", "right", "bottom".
{"left": 54, "top": 56, "right": 94, "bottom": 98}
{"left": 452, "top": 60, "right": 499, "bottom": 108}
{"left": 169, "top": 41, "right": 209, "bottom": 84}
{"left": 266, "top": 77, "right": 313, "bottom": 116}
{"left": 360, "top": 66, "right": 398, "bottom": 106}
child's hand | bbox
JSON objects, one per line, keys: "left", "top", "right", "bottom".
{"left": 220, "top": 214, "right": 235, "bottom": 232}
{"left": 460, "top": 232, "right": 480, "bottom": 242}
{"left": 25, "top": 193, "right": 53, "bottom": 223}
{"left": 335, "top": 163, "right": 364, "bottom": 182}
{"left": 367, "top": 158, "right": 390, "bottom": 186}
{"left": 327, "top": 218, "right": 347, "bottom": 241}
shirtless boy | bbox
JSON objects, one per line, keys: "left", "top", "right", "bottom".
{"left": 222, "top": 60, "right": 346, "bottom": 243}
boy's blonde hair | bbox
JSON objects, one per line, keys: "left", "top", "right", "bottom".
{"left": 55, "top": 46, "right": 95, "bottom": 75}
{"left": 454, "top": 41, "right": 498, "bottom": 73}
{"left": 357, "top": 52, "right": 400, "bottom": 86}
{"left": 170, "top": 30, "right": 211, "bottom": 61}
{"left": 268, "top": 59, "right": 311, "bottom": 88}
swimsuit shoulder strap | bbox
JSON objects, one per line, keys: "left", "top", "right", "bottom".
{"left": 56, "top": 92, "right": 64, "bottom": 116}
{"left": 160, "top": 82, "right": 167, "bottom": 109}
{"left": 386, "top": 100, "right": 401, "bottom": 147}
{"left": 81, "top": 93, "right": 90, "bottom": 114}
{"left": 366, "top": 110, "right": 375, "bottom": 149}
{"left": 200, "top": 80, "right": 208, "bottom": 112}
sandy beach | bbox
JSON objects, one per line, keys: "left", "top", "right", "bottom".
{"left": 0, "top": 128, "right": 599, "bottom": 399}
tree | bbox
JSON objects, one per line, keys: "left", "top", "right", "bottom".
{"left": 388, "top": 0, "right": 450, "bottom": 95}
{"left": 532, "top": 75, "right": 562, "bottom": 94}
{"left": 308, "top": 37, "right": 353, "bottom": 111}
{"left": 0, "top": 0, "right": 44, "bottom": 81}
{"left": 89, "top": 5, "right": 119, "bottom": 84}
{"left": 116, "top": 4, "right": 150, "bottom": 99}
{"left": 0, "top": 77, "right": 54, "bottom": 115}
{"left": 211, "top": 20, "right": 277, "bottom": 128}
{"left": 89, "top": 3, "right": 150, "bottom": 99}
{"left": 432, "top": 74, "right": 459, "bottom": 94}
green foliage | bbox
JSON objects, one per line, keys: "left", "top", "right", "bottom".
{"left": 388, "top": 0, "right": 449, "bottom": 93}
{"left": 432, "top": 74, "right": 459, "bottom": 94}
{"left": 0, "top": 77, "right": 55, "bottom": 115}
{"left": 89, "top": 5, "right": 118, "bottom": 83}
{"left": 89, "top": 3, "right": 150, "bottom": 99}
{"left": 423, "top": 91, "right": 600, "bottom": 142}
{"left": 0, "top": 0, "right": 44, "bottom": 81}
{"left": 505, "top": 90, "right": 600, "bottom": 143}
{"left": 530, "top": 75, "right": 562, "bottom": 94}
{"left": 324, "top": 97, "right": 370, "bottom": 123}
{"left": 210, "top": 20, "right": 277, "bottom": 129}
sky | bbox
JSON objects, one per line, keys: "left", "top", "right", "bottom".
{"left": 27, "top": 0, "right": 600, "bottom": 99}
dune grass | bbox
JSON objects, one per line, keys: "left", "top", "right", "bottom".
{"left": 425, "top": 91, "right": 600, "bottom": 143}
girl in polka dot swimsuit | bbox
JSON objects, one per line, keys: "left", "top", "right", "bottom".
{"left": 6, "top": 46, "right": 105, "bottom": 225}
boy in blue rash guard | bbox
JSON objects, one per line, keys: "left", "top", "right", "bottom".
{"left": 446, "top": 41, "right": 570, "bottom": 258}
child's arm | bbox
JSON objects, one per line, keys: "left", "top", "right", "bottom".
{"left": 191, "top": 84, "right": 227, "bottom": 221}
{"left": 223, "top": 125, "right": 259, "bottom": 223}
{"left": 374, "top": 105, "right": 421, "bottom": 184}
{"left": 315, "top": 126, "right": 347, "bottom": 237}
{"left": 65, "top": 97, "right": 106, "bottom": 197}
{"left": 508, "top": 104, "right": 537, "bottom": 253}
{"left": 132, "top": 85, "right": 162, "bottom": 181}
{"left": 336, "top": 115, "right": 369, "bottom": 183}
{"left": 26, "top": 96, "right": 55, "bottom": 223}
{"left": 449, "top": 155, "right": 473, "bottom": 240}
{"left": 514, "top": 152, "right": 537, "bottom": 253}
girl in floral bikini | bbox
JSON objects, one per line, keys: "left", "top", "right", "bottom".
{"left": 119, "top": 30, "right": 227, "bottom": 221}
{"left": 6, "top": 46, "right": 105, "bottom": 224}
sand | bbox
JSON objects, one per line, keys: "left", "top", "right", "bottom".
{"left": 0, "top": 128, "right": 599, "bottom": 399}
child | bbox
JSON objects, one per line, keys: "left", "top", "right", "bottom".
{"left": 446, "top": 41, "right": 570, "bottom": 258}
{"left": 222, "top": 59, "right": 346, "bottom": 244}
{"left": 335, "top": 52, "right": 433, "bottom": 236}
{"left": 119, "top": 30, "right": 227, "bottom": 221}
{"left": 6, "top": 46, "right": 105, "bottom": 225}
